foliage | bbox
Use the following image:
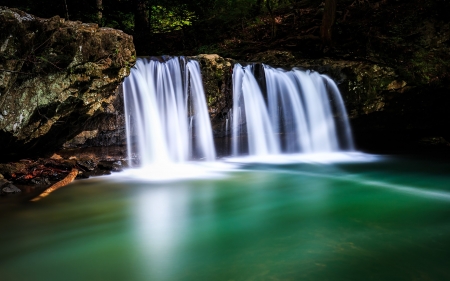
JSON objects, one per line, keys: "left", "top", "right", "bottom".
{"left": 3, "top": 0, "right": 296, "bottom": 35}
{"left": 149, "top": 4, "right": 195, "bottom": 33}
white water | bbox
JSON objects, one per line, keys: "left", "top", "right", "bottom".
{"left": 232, "top": 64, "right": 279, "bottom": 156}
{"left": 232, "top": 63, "right": 354, "bottom": 156}
{"left": 123, "top": 58, "right": 356, "bottom": 170}
{"left": 123, "top": 57, "right": 216, "bottom": 167}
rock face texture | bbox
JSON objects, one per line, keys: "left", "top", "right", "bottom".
{"left": 195, "top": 54, "right": 234, "bottom": 135}
{"left": 0, "top": 7, "right": 135, "bottom": 161}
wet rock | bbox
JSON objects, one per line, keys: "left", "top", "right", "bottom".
{"left": 0, "top": 178, "right": 8, "bottom": 187}
{"left": 98, "top": 160, "right": 124, "bottom": 172}
{"left": 1, "top": 182, "right": 21, "bottom": 193}
{"left": 195, "top": 54, "right": 234, "bottom": 126}
{"left": 50, "top": 153, "right": 63, "bottom": 160}
{"left": 112, "top": 160, "right": 124, "bottom": 172}
{"left": 0, "top": 162, "right": 28, "bottom": 178}
{"left": 418, "top": 137, "right": 450, "bottom": 148}
{"left": 30, "top": 177, "right": 51, "bottom": 186}
{"left": 56, "top": 145, "right": 127, "bottom": 163}
{"left": 0, "top": 157, "right": 76, "bottom": 186}
{"left": 62, "top": 87, "right": 127, "bottom": 149}
{"left": 76, "top": 158, "right": 98, "bottom": 171}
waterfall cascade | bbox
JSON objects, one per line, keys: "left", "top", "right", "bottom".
{"left": 123, "top": 57, "right": 354, "bottom": 166}
{"left": 123, "top": 57, "right": 216, "bottom": 167}
{"left": 231, "top": 63, "right": 354, "bottom": 156}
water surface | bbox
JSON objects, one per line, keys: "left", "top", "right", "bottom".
{"left": 1, "top": 155, "right": 450, "bottom": 281}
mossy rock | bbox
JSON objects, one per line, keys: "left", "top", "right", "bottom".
{"left": 0, "top": 7, "right": 136, "bottom": 161}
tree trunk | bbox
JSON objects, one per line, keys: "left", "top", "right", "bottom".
{"left": 252, "top": 0, "right": 263, "bottom": 15}
{"left": 63, "top": 0, "right": 70, "bottom": 20}
{"left": 320, "top": 0, "right": 337, "bottom": 45}
{"left": 134, "top": 0, "right": 149, "bottom": 33}
{"left": 96, "top": 0, "right": 103, "bottom": 24}
{"left": 266, "top": 0, "right": 277, "bottom": 38}
{"left": 133, "top": 0, "right": 150, "bottom": 55}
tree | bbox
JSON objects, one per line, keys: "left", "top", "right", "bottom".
{"left": 96, "top": 0, "right": 103, "bottom": 24}
{"left": 64, "top": 0, "right": 70, "bottom": 20}
{"left": 266, "top": 0, "right": 277, "bottom": 38}
{"left": 134, "top": 0, "right": 149, "bottom": 33}
{"left": 320, "top": 0, "right": 336, "bottom": 45}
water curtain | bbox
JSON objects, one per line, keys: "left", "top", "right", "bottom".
{"left": 123, "top": 57, "right": 216, "bottom": 166}
{"left": 231, "top": 63, "right": 354, "bottom": 156}
{"left": 123, "top": 57, "right": 354, "bottom": 165}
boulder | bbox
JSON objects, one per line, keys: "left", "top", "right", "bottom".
{"left": 0, "top": 7, "right": 135, "bottom": 161}
{"left": 1, "top": 180, "right": 21, "bottom": 193}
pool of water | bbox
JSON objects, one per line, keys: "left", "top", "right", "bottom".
{"left": 1, "top": 154, "right": 450, "bottom": 281}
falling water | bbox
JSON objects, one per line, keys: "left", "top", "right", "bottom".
{"left": 123, "top": 57, "right": 354, "bottom": 165}
{"left": 232, "top": 64, "right": 279, "bottom": 156}
{"left": 123, "top": 57, "right": 216, "bottom": 166}
{"left": 232, "top": 63, "right": 354, "bottom": 156}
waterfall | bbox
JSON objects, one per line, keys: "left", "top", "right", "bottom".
{"left": 123, "top": 57, "right": 216, "bottom": 167}
{"left": 231, "top": 63, "right": 354, "bottom": 156}
{"left": 232, "top": 64, "right": 279, "bottom": 156}
{"left": 123, "top": 57, "right": 354, "bottom": 166}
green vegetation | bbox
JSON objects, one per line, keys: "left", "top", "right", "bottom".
{"left": 149, "top": 5, "right": 195, "bottom": 33}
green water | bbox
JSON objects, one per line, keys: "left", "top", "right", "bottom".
{"left": 1, "top": 156, "right": 450, "bottom": 281}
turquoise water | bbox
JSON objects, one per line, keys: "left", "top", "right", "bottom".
{"left": 1, "top": 155, "right": 450, "bottom": 280}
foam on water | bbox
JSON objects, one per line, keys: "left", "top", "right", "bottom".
{"left": 225, "top": 152, "right": 379, "bottom": 165}
{"left": 112, "top": 162, "right": 238, "bottom": 182}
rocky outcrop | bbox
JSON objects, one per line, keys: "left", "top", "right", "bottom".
{"left": 0, "top": 155, "right": 125, "bottom": 194}
{"left": 0, "top": 7, "right": 135, "bottom": 161}
{"left": 61, "top": 87, "right": 126, "bottom": 149}
{"left": 0, "top": 173, "right": 21, "bottom": 194}
{"left": 195, "top": 54, "right": 234, "bottom": 135}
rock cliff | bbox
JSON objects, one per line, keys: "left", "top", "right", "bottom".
{"left": 0, "top": 7, "right": 135, "bottom": 161}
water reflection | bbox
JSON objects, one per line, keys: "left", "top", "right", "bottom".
{"left": 1, "top": 156, "right": 450, "bottom": 280}
{"left": 135, "top": 185, "right": 189, "bottom": 280}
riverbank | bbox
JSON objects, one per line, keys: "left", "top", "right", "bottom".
{"left": 0, "top": 146, "right": 126, "bottom": 200}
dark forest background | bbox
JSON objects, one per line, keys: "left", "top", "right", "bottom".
{"left": 1, "top": 0, "right": 449, "bottom": 68}
{"left": 2, "top": 0, "right": 308, "bottom": 56}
